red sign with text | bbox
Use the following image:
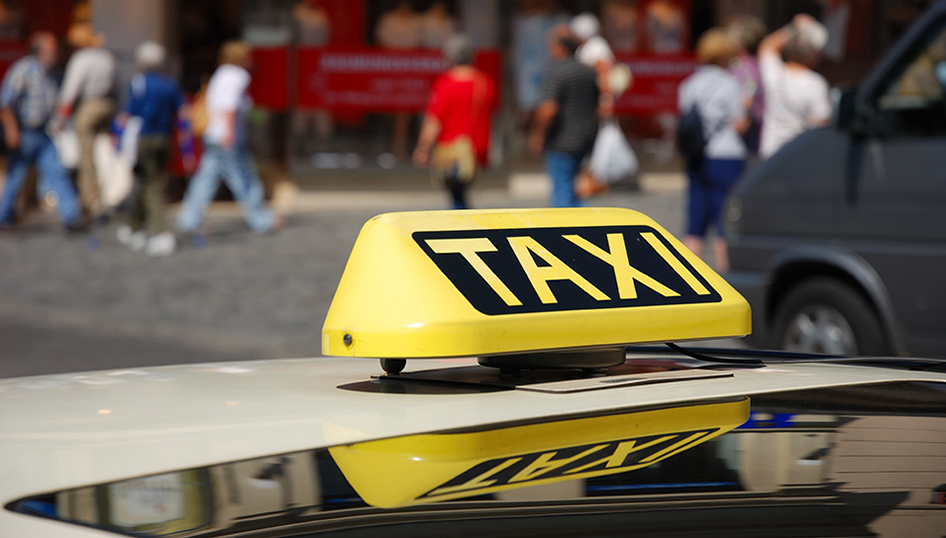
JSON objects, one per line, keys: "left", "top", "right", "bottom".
{"left": 615, "top": 53, "right": 698, "bottom": 115}
{"left": 297, "top": 48, "right": 501, "bottom": 113}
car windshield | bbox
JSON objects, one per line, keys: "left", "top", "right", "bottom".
{"left": 9, "top": 380, "right": 946, "bottom": 537}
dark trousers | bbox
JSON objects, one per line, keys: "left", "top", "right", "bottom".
{"left": 129, "top": 135, "right": 169, "bottom": 234}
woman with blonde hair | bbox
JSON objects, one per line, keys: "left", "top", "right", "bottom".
{"left": 677, "top": 27, "right": 748, "bottom": 272}
{"left": 177, "top": 40, "right": 284, "bottom": 236}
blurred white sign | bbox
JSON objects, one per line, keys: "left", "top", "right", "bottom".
{"left": 108, "top": 472, "right": 185, "bottom": 527}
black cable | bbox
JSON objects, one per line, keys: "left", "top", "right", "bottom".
{"left": 665, "top": 342, "right": 765, "bottom": 365}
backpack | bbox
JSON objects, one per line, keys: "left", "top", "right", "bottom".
{"left": 676, "top": 105, "right": 706, "bottom": 165}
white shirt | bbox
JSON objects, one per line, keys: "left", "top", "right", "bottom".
{"left": 59, "top": 47, "right": 115, "bottom": 105}
{"left": 203, "top": 64, "right": 253, "bottom": 146}
{"left": 577, "top": 35, "right": 615, "bottom": 68}
{"left": 678, "top": 64, "right": 747, "bottom": 160}
{"left": 759, "top": 51, "right": 832, "bottom": 159}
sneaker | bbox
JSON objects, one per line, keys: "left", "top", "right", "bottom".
{"left": 145, "top": 232, "right": 176, "bottom": 256}
{"left": 117, "top": 225, "right": 148, "bottom": 252}
{"left": 267, "top": 215, "right": 286, "bottom": 234}
{"left": 116, "top": 224, "right": 133, "bottom": 244}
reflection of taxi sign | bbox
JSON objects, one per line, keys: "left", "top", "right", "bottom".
{"left": 331, "top": 398, "right": 750, "bottom": 508}
{"left": 323, "top": 208, "right": 750, "bottom": 370}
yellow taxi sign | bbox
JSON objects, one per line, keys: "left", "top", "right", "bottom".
{"left": 330, "top": 398, "right": 750, "bottom": 508}
{"left": 322, "top": 208, "right": 750, "bottom": 359}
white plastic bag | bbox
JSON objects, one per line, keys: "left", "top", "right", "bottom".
{"left": 590, "top": 120, "right": 638, "bottom": 184}
{"left": 94, "top": 116, "right": 141, "bottom": 210}
{"left": 53, "top": 127, "right": 79, "bottom": 169}
{"left": 94, "top": 136, "right": 132, "bottom": 210}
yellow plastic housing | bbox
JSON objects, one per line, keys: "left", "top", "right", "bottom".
{"left": 322, "top": 208, "right": 750, "bottom": 358}
{"left": 330, "top": 398, "right": 750, "bottom": 507}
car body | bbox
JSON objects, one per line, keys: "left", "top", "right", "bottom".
{"left": 4, "top": 208, "right": 946, "bottom": 537}
{"left": 4, "top": 352, "right": 946, "bottom": 537}
{"left": 726, "top": 0, "right": 946, "bottom": 358}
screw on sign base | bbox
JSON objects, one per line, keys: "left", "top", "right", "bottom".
{"left": 380, "top": 359, "right": 406, "bottom": 375}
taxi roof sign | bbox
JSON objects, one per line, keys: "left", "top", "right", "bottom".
{"left": 322, "top": 208, "right": 750, "bottom": 361}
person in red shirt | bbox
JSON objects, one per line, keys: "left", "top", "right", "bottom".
{"left": 413, "top": 34, "right": 497, "bottom": 209}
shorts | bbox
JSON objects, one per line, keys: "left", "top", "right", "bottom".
{"left": 686, "top": 158, "right": 745, "bottom": 238}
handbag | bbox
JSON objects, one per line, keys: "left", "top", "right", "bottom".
{"left": 428, "top": 75, "right": 488, "bottom": 187}
{"left": 430, "top": 135, "right": 476, "bottom": 186}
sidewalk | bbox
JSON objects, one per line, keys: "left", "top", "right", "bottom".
{"left": 269, "top": 170, "right": 685, "bottom": 214}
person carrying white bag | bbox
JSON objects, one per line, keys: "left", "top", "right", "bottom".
{"left": 569, "top": 13, "right": 635, "bottom": 198}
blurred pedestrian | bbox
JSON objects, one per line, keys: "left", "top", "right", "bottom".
{"left": 572, "top": 13, "right": 617, "bottom": 92}
{"left": 375, "top": 1, "right": 421, "bottom": 49}
{"left": 420, "top": 2, "right": 455, "bottom": 49}
{"left": 529, "top": 26, "right": 599, "bottom": 208}
{"left": 376, "top": 1, "right": 422, "bottom": 161}
{"left": 570, "top": 12, "right": 620, "bottom": 199}
{"left": 758, "top": 14, "right": 831, "bottom": 159}
{"left": 413, "top": 34, "right": 497, "bottom": 209}
{"left": 728, "top": 15, "right": 768, "bottom": 156}
{"left": 177, "top": 40, "right": 284, "bottom": 235}
{"left": 55, "top": 22, "right": 115, "bottom": 224}
{"left": 0, "top": 32, "right": 83, "bottom": 231}
{"left": 115, "top": 41, "right": 184, "bottom": 256}
{"left": 677, "top": 28, "right": 748, "bottom": 273}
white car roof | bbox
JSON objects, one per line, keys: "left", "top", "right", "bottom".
{"left": 3, "top": 355, "right": 945, "bottom": 512}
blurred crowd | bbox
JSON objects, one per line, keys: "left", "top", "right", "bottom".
{"left": 677, "top": 13, "right": 832, "bottom": 272}
{"left": 674, "top": 13, "right": 832, "bottom": 272}
{"left": 506, "top": 10, "right": 832, "bottom": 272}
{"left": 0, "top": 3, "right": 836, "bottom": 268}
{"left": 0, "top": 25, "right": 283, "bottom": 255}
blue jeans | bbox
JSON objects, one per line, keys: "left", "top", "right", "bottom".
{"left": 177, "top": 144, "right": 276, "bottom": 234}
{"left": 0, "top": 129, "right": 81, "bottom": 226}
{"left": 545, "top": 151, "right": 586, "bottom": 208}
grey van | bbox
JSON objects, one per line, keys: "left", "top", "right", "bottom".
{"left": 726, "top": 1, "right": 946, "bottom": 358}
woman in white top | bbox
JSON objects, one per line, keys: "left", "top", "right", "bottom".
{"left": 570, "top": 13, "right": 634, "bottom": 199}
{"left": 677, "top": 28, "right": 748, "bottom": 273}
{"left": 758, "top": 14, "right": 832, "bottom": 159}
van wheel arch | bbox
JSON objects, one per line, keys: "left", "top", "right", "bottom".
{"left": 766, "top": 263, "right": 894, "bottom": 355}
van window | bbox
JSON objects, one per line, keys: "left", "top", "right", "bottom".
{"left": 878, "top": 19, "right": 946, "bottom": 135}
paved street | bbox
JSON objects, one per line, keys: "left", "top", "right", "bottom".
{"left": 0, "top": 183, "right": 692, "bottom": 378}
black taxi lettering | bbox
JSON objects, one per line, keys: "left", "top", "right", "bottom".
{"left": 414, "top": 226, "right": 719, "bottom": 315}
{"left": 418, "top": 428, "right": 719, "bottom": 500}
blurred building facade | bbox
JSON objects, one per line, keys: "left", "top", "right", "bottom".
{"left": 0, "top": 0, "right": 937, "bottom": 184}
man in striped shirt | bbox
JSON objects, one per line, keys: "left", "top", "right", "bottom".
{"left": 0, "top": 32, "right": 82, "bottom": 230}
{"left": 529, "top": 26, "right": 600, "bottom": 208}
